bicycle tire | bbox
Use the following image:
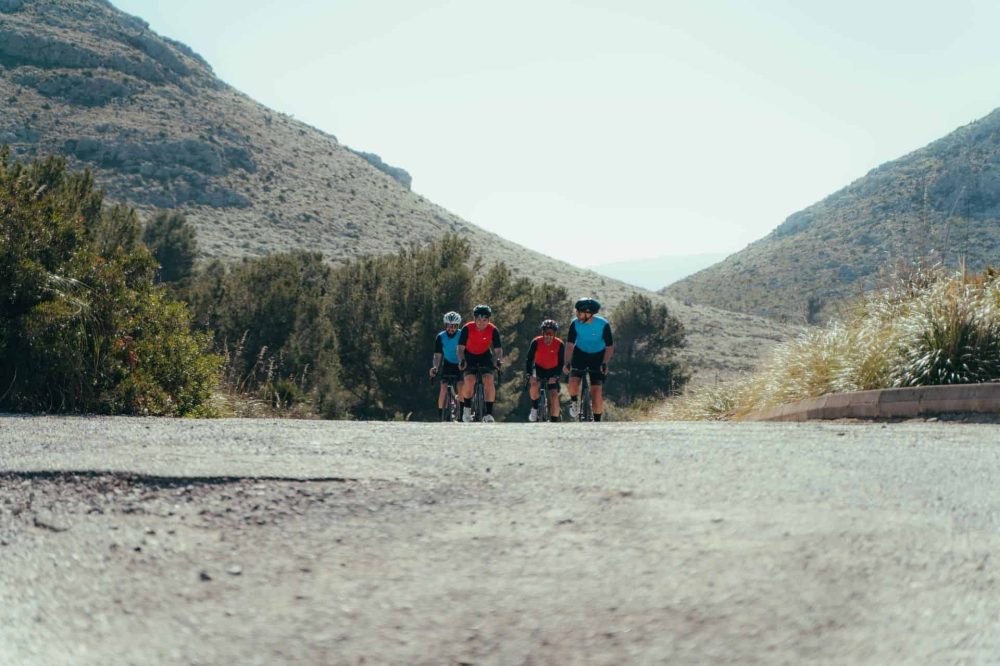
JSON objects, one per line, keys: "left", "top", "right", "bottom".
{"left": 442, "top": 383, "right": 459, "bottom": 422}
{"left": 473, "top": 374, "right": 486, "bottom": 422}
{"left": 537, "top": 379, "right": 548, "bottom": 423}
{"left": 580, "top": 374, "right": 593, "bottom": 422}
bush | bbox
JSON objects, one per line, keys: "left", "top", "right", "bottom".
{"left": 185, "top": 251, "right": 348, "bottom": 417}
{"left": 667, "top": 266, "right": 1000, "bottom": 420}
{"left": 607, "top": 294, "right": 688, "bottom": 405}
{"left": 143, "top": 210, "right": 197, "bottom": 283}
{"left": 0, "top": 149, "right": 221, "bottom": 415}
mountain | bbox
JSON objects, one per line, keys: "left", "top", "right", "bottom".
{"left": 666, "top": 109, "right": 1000, "bottom": 322}
{"left": 0, "top": 0, "right": 791, "bottom": 381}
{"left": 590, "top": 253, "right": 731, "bottom": 291}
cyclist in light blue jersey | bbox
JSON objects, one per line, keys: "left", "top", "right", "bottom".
{"left": 430, "top": 311, "right": 464, "bottom": 419}
{"left": 563, "top": 297, "right": 614, "bottom": 421}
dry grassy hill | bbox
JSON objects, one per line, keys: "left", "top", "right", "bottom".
{"left": 667, "top": 108, "right": 1000, "bottom": 322}
{"left": 0, "top": 0, "right": 790, "bottom": 382}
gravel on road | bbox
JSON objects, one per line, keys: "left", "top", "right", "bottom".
{"left": 1, "top": 416, "right": 998, "bottom": 665}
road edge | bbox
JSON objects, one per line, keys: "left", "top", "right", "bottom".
{"left": 739, "top": 383, "right": 1000, "bottom": 422}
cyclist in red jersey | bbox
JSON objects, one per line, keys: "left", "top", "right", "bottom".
{"left": 457, "top": 304, "right": 503, "bottom": 423}
{"left": 525, "top": 319, "right": 565, "bottom": 422}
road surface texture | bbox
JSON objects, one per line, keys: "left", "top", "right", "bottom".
{"left": 1, "top": 416, "right": 998, "bottom": 665}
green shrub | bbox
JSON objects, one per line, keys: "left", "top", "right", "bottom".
{"left": 143, "top": 210, "right": 198, "bottom": 284}
{"left": 0, "top": 149, "right": 221, "bottom": 415}
{"left": 608, "top": 294, "right": 687, "bottom": 405}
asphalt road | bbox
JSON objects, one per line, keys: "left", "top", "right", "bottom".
{"left": 1, "top": 416, "right": 998, "bottom": 665}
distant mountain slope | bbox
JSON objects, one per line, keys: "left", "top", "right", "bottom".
{"left": 590, "top": 253, "right": 730, "bottom": 291}
{"left": 0, "top": 0, "right": 790, "bottom": 380}
{"left": 667, "top": 109, "right": 1000, "bottom": 321}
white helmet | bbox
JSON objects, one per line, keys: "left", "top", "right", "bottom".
{"left": 443, "top": 311, "right": 462, "bottom": 325}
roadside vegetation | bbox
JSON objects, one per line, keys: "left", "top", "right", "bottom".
{"left": 1, "top": 152, "right": 688, "bottom": 420}
{"left": 0, "top": 149, "right": 221, "bottom": 415}
{"left": 184, "top": 237, "right": 688, "bottom": 420}
{"left": 668, "top": 265, "right": 1000, "bottom": 420}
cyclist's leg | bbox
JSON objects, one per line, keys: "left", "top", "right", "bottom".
{"left": 437, "top": 382, "right": 447, "bottom": 410}
{"left": 461, "top": 372, "right": 476, "bottom": 420}
{"left": 547, "top": 377, "right": 561, "bottom": 419}
{"left": 591, "top": 383, "right": 603, "bottom": 419}
{"left": 590, "top": 363, "right": 606, "bottom": 420}
{"left": 528, "top": 374, "right": 542, "bottom": 421}
{"left": 483, "top": 372, "right": 495, "bottom": 402}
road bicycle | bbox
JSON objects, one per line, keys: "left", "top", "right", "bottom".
{"left": 466, "top": 364, "right": 497, "bottom": 422}
{"left": 526, "top": 370, "right": 560, "bottom": 422}
{"left": 440, "top": 374, "right": 461, "bottom": 422}
{"left": 431, "top": 366, "right": 461, "bottom": 422}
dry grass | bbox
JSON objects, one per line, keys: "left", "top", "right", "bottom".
{"left": 665, "top": 267, "right": 1000, "bottom": 420}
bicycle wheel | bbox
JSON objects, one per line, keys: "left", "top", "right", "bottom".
{"left": 537, "top": 381, "right": 548, "bottom": 423}
{"left": 580, "top": 375, "right": 593, "bottom": 422}
{"left": 442, "top": 384, "right": 458, "bottom": 422}
{"left": 473, "top": 374, "right": 486, "bottom": 422}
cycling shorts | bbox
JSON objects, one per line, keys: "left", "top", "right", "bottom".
{"left": 571, "top": 349, "right": 606, "bottom": 385}
{"left": 439, "top": 361, "right": 461, "bottom": 383}
{"left": 532, "top": 365, "right": 562, "bottom": 387}
{"left": 463, "top": 351, "right": 495, "bottom": 377}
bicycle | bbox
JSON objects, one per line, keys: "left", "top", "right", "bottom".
{"left": 527, "top": 369, "right": 564, "bottom": 422}
{"left": 441, "top": 375, "right": 461, "bottom": 422}
{"left": 525, "top": 371, "right": 550, "bottom": 423}
{"left": 430, "top": 366, "right": 461, "bottom": 422}
{"left": 466, "top": 365, "right": 496, "bottom": 422}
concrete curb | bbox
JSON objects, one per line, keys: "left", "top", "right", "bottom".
{"left": 739, "top": 383, "right": 1000, "bottom": 422}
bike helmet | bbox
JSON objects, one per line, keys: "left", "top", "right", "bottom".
{"left": 443, "top": 311, "right": 462, "bottom": 325}
{"left": 472, "top": 304, "right": 492, "bottom": 318}
{"left": 574, "top": 297, "right": 601, "bottom": 314}
{"left": 540, "top": 319, "right": 560, "bottom": 331}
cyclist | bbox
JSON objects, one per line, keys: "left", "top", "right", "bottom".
{"left": 563, "top": 297, "right": 614, "bottom": 422}
{"left": 525, "top": 319, "right": 565, "bottom": 422}
{"left": 429, "top": 311, "right": 464, "bottom": 419}
{"left": 457, "top": 304, "right": 503, "bottom": 423}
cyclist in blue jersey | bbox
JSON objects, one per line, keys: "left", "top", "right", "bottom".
{"left": 562, "top": 297, "right": 614, "bottom": 421}
{"left": 429, "top": 311, "right": 464, "bottom": 419}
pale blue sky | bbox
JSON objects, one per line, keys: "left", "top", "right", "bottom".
{"left": 111, "top": 0, "right": 1000, "bottom": 264}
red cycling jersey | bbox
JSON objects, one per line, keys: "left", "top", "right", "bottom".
{"left": 461, "top": 322, "right": 500, "bottom": 355}
{"left": 532, "top": 335, "right": 563, "bottom": 370}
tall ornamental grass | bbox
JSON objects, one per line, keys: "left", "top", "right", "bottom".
{"left": 668, "top": 267, "right": 1000, "bottom": 420}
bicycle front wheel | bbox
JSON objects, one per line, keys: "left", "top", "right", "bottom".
{"left": 580, "top": 377, "right": 593, "bottom": 422}
{"left": 473, "top": 379, "right": 486, "bottom": 422}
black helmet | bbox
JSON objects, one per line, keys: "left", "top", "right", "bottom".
{"left": 574, "top": 297, "right": 601, "bottom": 314}
{"left": 472, "top": 304, "right": 492, "bottom": 318}
{"left": 540, "top": 319, "right": 560, "bottom": 331}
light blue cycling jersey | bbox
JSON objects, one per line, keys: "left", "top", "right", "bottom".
{"left": 437, "top": 329, "right": 461, "bottom": 364}
{"left": 569, "top": 315, "right": 612, "bottom": 354}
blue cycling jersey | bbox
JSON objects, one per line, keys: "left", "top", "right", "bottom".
{"left": 436, "top": 329, "right": 461, "bottom": 364}
{"left": 568, "top": 316, "right": 613, "bottom": 354}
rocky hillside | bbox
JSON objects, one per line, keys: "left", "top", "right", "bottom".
{"left": 0, "top": 0, "right": 790, "bottom": 381}
{"left": 667, "top": 108, "right": 1000, "bottom": 321}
